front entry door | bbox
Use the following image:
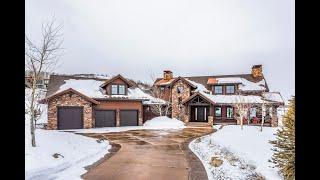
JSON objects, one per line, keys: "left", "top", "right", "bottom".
{"left": 191, "top": 106, "right": 209, "bottom": 122}
{"left": 197, "top": 107, "right": 205, "bottom": 121}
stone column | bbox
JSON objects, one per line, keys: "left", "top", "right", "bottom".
{"left": 116, "top": 109, "right": 120, "bottom": 127}
{"left": 138, "top": 110, "right": 143, "bottom": 126}
{"left": 270, "top": 106, "right": 278, "bottom": 127}
{"left": 208, "top": 116, "right": 213, "bottom": 126}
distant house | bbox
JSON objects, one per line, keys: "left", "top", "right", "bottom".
{"left": 25, "top": 71, "right": 50, "bottom": 89}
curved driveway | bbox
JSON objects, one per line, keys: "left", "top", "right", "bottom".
{"left": 81, "top": 127, "right": 214, "bottom": 180}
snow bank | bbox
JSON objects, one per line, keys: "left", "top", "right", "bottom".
{"left": 143, "top": 116, "right": 186, "bottom": 128}
{"left": 196, "top": 125, "right": 282, "bottom": 180}
{"left": 25, "top": 88, "right": 111, "bottom": 180}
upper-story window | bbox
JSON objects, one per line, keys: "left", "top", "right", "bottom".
{"left": 226, "top": 85, "right": 235, "bottom": 94}
{"left": 177, "top": 86, "right": 184, "bottom": 94}
{"left": 111, "top": 84, "right": 126, "bottom": 95}
{"left": 214, "top": 86, "right": 223, "bottom": 94}
{"left": 111, "top": 85, "right": 118, "bottom": 94}
{"left": 118, "top": 85, "right": 125, "bottom": 95}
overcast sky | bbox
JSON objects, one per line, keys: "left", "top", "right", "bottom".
{"left": 25, "top": 0, "right": 294, "bottom": 103}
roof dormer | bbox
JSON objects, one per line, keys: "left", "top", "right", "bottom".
{"left": 100, "top": 74, "right": 136, "bottom": 95}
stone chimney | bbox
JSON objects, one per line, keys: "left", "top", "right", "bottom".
{"left": 251, "top": 65, "right": 263, "bottom": 78}
{"left": 163, "top": 70, "right": 173, "bottom": 80}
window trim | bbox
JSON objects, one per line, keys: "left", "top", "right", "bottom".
{"left": 226, "top": 85, "right": 235, "bottom": 94}
{"left": 111, "top": 84, "right": 118, "bottom": 95}
{"left": 214, "top": 106, "right": 222, "bottom": 117}
{"left": 226, "top": 106, "right": 234, "bottom": 119}
{"left": 213, "top": 85, "right": 223, "bottom": 94}
{"left": 118, "top": 84, "right": 126, "bottom": 95}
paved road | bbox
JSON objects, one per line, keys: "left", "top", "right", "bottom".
{"left": 80, "top": 127, "right": 214, "bottom": 180}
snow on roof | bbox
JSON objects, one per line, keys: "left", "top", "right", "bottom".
{"left": 238, "top": 79, "right": 266, "bottom": 91}
{"left": 185, "top": 78, "right": 210, "bottom": 93}
{"left": 200, "top": 92, "right": 265, "bottom": 104}
{"left": 262, "top": 92, "right": 284, "bottom": 103}
{"left": 58, "top": 79, "right": 105, "bottom": 98}
{"left": 215, "top": 77, "right": 243, "bottom": 84}
{"left": 213, "top": 77, "right": 266, "bottom": 91}
{"left": 54, "top": 79, "right": 164, "bottom": 104}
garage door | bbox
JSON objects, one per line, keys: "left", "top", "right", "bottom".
{"left": 58, "top": 106, "right": 83, "bottom": 130}
{"left": 120, "top": 110, "right": 138, "bottom": 126}
{"left": 95, "top": 110, "right": 116, "bottom": 127}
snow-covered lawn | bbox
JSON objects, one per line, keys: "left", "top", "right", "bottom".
{"left": 25, "top": 88, "right": 111, "bottom": 180}
{"left": 25, "top": 123, "right": 111, "bottom": 180}
{"left": 190, "top": 125, "right": 282, "bottom": 180}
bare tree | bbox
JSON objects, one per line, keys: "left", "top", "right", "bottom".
{"left": 25, "top": 18, "right": 63, "bottom": 147}
{"left": 260, "top": 89, "right": 267, "bottom": 131}
{"left": 148, "top": 71, "right": 172, "bottom": 117}
{"left": 234, "top": 94, "right": 253, "bottom": 130}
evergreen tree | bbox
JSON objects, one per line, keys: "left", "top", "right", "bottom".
{"left": 270, "top": 97, "right": 295, "bottom": 180}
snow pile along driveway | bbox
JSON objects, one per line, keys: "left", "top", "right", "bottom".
{"left": 25, "top": 87, "right": 111, "bottom": 180}
{"left": 190, "top": 125, "right": 282, "bottom": 180}
{"left": 25, "top": 120, "right": 111, "bottom": 180}
{"left": 143, "top": 116, "right": 186, "bottom": 129}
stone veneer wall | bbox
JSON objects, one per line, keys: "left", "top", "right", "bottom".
{"left": 171, "top": 80, "right": 191, "bottom": 122}
{"left": 47, "top": 92, "right": 93, "bottom": 130}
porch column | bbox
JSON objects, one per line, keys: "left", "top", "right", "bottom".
{"left": 270, "top": 106, "right": 278, "bottom": 127}
{"left": 261, "top": 104, "right": 266, "bottom": 125}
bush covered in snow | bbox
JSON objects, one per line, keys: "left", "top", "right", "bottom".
{"left": 143, "top": 116, "right": 185, "bottom": 129}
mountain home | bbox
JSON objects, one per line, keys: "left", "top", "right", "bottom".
{"left": 39, "top": 65, "right": 284, "bottom": 130}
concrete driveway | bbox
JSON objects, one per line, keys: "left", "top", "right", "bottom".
{"left": 80, "top": 127, "right": 214, "bottom": 180}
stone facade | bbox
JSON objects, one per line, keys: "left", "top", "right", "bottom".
{"left": 47, "top": 92, "right": 93, "bottom": 130}
{"left": 208, "top": 116, "right": 214, "bottom": 126}
{"left": 171, "top": 79, "right": 191, "bottom": 122}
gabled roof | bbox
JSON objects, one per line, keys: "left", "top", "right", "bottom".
{"left": 169, "top": 76, "right": 197, "bottom": 88}
{"left": 43, "top": 74, "right": 164, "bottom": 105}
{"left": 39, "top": 88, "right": 100, "bottom": 104}
{"left": 153, "top": 73, "right": 269, "bottom": 92}
{"left": 100, "top": 74, "right": 136, "bottom": 88}
{"left": 182, "top": 92, "right": 215, "bottom": 105}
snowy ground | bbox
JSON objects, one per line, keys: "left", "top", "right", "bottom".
{"left": 73, "top": 116, "right": 186, "bottom": 134}
{"left": 190, "top": 125, "right": 283, "bottom": 180}
{"left": 25, "top": 88, "right": 111, "bottom": 180}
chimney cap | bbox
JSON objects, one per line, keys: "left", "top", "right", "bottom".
{"left": 163, "top": 70, "right": 172, "bottom": 73}
{"left": 252, "top": 64, "right": 262, "bottom": 68}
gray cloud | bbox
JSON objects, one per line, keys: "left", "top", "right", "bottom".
{"left": 26, "top": 0, "right": 295, "bottom": 103}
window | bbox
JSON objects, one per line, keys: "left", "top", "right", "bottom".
{"left": 226, "top": 107, "right": 233, "bottom": 119}
{"left": 249, "top": 108, "right": 257, "bottom": 118}
{"left": 118, "top": 85, "right": 125, "bottom": 95}
{"left": 177, "top": 86, "right": 184, "bottom": 94}
{"left": 214, "top": 86, "right": 223, "bottom": 94}
{"left": 111, "top": 85, "right": 118, "bottom": 95}
{"left": 226, "top": 85, "right": 235, "bottom": 94}
{"left": 214, "top": 107, "right": 222, "bottom": 117}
